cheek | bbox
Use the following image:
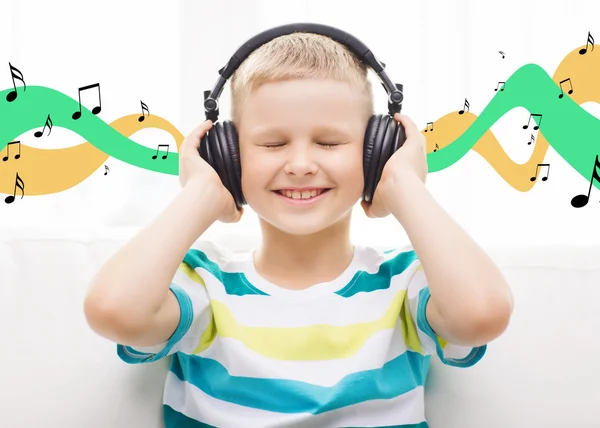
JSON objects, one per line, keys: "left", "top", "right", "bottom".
{"left": 240, "top": 154, "right": 272, "bottom": 195}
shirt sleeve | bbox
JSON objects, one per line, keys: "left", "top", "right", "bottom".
{"left": 116, "top": 253, "right": 213, "bottom": 364}
{"left": 404, "top": 256, "right": 487, "bottom": 368}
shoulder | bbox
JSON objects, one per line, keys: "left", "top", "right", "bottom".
{"left": 183, "top": 240, "right": 238, "bottom": 268}
{"left": 335, "top": 244, "right": 421, "bottom": 296}
{"left": 359, "top": 244, "right": 420, "bottom": 277}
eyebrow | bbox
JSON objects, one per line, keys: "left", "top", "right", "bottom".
{"left": 248, "top": 124, "right": 353, "bottom": 139}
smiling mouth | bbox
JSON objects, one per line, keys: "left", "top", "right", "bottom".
{"left": 273, "top": 188, "right": 332, "bottom": 200}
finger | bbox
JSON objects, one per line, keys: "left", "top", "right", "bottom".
{"left": 182, "top": 120, "right": 213, "bottom": 155}
{"left": 394, "top": 113, "right": 419, "bottom": 139}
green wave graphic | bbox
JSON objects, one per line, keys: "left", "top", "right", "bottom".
{"left": 428, "top": 63, "right": 600, "bottom": 192}
{"left": 1, "top": 63, "right": 599, "bottom": 193}
{"left": 0, "top": 85, "right": 176, "bottom": 174}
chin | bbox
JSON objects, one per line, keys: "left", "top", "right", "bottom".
{"left": 249, "top": 189, "right": 358, "bottom": 236}
{"left": 264, "top": 216, "right": 338, "bottom": 236}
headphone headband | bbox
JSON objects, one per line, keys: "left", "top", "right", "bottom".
{"left": 203, "top": 22, "right": 403, "bottom": 122}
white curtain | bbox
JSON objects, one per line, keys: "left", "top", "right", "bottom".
{"left": 1, "top": 0, "right": 599, "bottom": 249}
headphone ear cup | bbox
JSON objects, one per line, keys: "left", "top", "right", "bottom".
{"left": 371, "top": 115, "right": 397, "bottom": 199}
{"left": 213, "top": 122, "right": 237, "bottom": 205}
{"left": 222, "top": 120, "right": 245, "bottom": 208}
{"left": 362, "top": 115, "right": 380, "bottom": 202}
{"left": 201, "top": 122, "right": 234, "bottom": 208}
{"left": 363, "top": 115, "right": 387, "bottom": 203}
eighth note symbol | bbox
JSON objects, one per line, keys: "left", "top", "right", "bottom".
{"left": 139, "top": 100, "right": 150, "bottom": 122}
{"left": 104, "top": 165, "right": 110, "bottom": 175}
{"left": 152, "top": 144, "right": 169, "bottom": 160}
{"left": 558, "top": 78, "right": 574, "bottom": 99}
{"left": 523, "top": 113, "right": 542, "bottom": 130}
{"left": 458, "top": 98, "right": 470, "bottom": 115}
{"left": 5, "top": 172, "right": 25, "bottom": 204}
{"left": 3, "top": 141, "right": 21, "bottom": 161}
{"left": 499, "top": 51, "right": 505, "bottom": 59}
{"left": 571, "top": 154, "right": 600, "bottom": 208}
{"left": 579, "top": 31, "right": 594, "bottom": 55}
{"left": 34, "top": 114, "right": 53, "bottom": 138}
{"left": 530, "top": 163, "right": 550, "bottom": 182}
{"left": 72, "top": 83, "right": 102, "bottom": 120}
{"left": 6, "top": 62, "right": 26, "bottom": 102}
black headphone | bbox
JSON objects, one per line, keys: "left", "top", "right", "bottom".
{"left": 199, "top": 22, "right": 406, "bottom": 211}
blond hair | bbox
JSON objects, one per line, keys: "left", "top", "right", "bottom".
{"left": 230, "top": 32, "right": 375, "bottom": 125}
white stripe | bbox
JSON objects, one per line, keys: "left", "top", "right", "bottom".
{"left": 194, "top": 261, "right": 421, "bottom": 328}
{"left": 165, "top": 374, "right": 426, "bottom": 428}
{"left": 198, "top": 323, "right": 409, "bottom": 387}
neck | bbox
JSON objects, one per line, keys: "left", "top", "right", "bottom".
{"left": 254, "top": 213, "right": 354, "bottom": 282}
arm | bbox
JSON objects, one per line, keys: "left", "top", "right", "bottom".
{"left": 83, "top": 180, "right": 223, "bottom": 346}
{"left": 382, "top": 171, "right": 514, "bottom": 347}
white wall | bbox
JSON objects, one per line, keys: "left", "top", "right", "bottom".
{"left": 1, "top": 0, "right": 600, "bottom": 249}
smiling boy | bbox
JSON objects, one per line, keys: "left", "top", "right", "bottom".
{"left": 84, "top": 29, "right": 513, "bottom": 428}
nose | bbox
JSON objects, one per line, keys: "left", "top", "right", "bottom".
{"left": 283, "top": 142, "right": 319, "bottom": 176}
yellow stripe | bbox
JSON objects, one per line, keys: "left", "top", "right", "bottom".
{"left": 182, "top": 260, "right": 429, "bottom": 359}
{"left": 413, "top": 264, "right": 446, "bottom": 349}
{"left": 178, "top": 262, "right": 217, "bottom": 354}
{"left": 209, "top": 289, "right": 423, "bottom": 360}
{"left": 180, "top": 262, "right": 205, "bottom": 287}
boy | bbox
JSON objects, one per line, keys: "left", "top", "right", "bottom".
{"left": 84, "top": 32, "right": 514, "bottom": 427}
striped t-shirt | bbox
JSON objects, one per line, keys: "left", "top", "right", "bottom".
{"left": 117, "top": 241, "right": 486, "bottom": 427}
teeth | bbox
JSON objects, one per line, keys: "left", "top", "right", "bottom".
{"left": 280, "top": 189, "right": 325, "bottom": 199}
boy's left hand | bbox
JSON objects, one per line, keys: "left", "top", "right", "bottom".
{"left": 360, "top": 113, "right": 428, "bottom": 218}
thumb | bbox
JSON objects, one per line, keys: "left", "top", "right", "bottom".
{"left": 182, "top": 120, "right": 213, "bottom": 155}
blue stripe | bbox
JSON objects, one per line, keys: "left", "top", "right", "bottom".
{"left": 416, "top": 287, "right": 487, "bottom": 367}
{"left": 335, "top": 249, "right": 418, "bottom": 297}
{"left": 168, "top": 350, "right": 430, "bottom": 414}
{"left": 184, "top": 247, "right": 417, "bottom": 298}
{"left": 185, "top": 249, "right": 269, "bottom": 296}
{"left": 163, "top": 404, "right": 216, "bottom": 427}
{"left": 163, "top": 403, "right": 428, "bottom": 428}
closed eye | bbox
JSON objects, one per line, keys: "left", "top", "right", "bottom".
{"left": 262, "top": 142, "right": 341, "bottom": 149}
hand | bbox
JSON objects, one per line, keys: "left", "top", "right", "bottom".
{"left": 361, "top": 113, "right": 428, "bottom": 218}
{"left": 179, "top": 120, "right": 244, "bottom": 223}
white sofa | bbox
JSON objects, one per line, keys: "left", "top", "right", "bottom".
{"left": 1, "top": 226, "right": 599, "bottom": 428}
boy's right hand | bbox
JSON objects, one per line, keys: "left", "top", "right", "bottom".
{"left": 178, "top": 119, "right": 244, "bottom": 224}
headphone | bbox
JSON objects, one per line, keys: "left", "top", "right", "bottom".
{"left": 199, "top": 22, "right": 407, "bottom": 211}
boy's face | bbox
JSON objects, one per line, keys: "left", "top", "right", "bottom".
{"left": 237, "top": 78, "right": 369, "bottom": 236}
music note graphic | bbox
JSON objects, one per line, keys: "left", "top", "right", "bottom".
{"left": 72, "top": 83, "right": 102, "bottom": 120}
{"left": 499, "top": 51, "right": 505, "bottom": 59}
{"left": 571, "top": 154, "right": 600, "bottom": 208}
{"left": 6, "top": 62, "right": 26, "bottom": 102}
{"left": 104, "top": 165, "right": 110, "bottom": 175}
{"left": 433, "top": 143, "right": 439, "bottom": 152}
{"left": 530, "top": 163, "right": 550, "bottom": 182}
{"left": 458, "top": 98, "right": 470, "bottom": 115}
{"left": 34, "top": 114, "right": 53, "bottom": 138}
{"left": 528, "top": 134, "right": 535, "bottom": 146}
{"left": 558, "top": 78, "right": 574, "bottom": 99}
{"left": 579, "top": 31, "right": 594, "bottom": 55}
{"left": 522, "top": 113, "right": 542, "bottom": 130}
{"left": 152, "top": 144, "right": 169, "bottom": 160}
{"left": 495, "top": 81, "right": 506, "bottom": 91}
{"left": 138, "top": 100, "right": 150, "bottom": 122}
{"left": 2, "top": 141, "right": 21, "bottom": 161}
{"left": 424, "top": 122, "right": 434, "bottom": 132}
{"left": 5, "top": 172, "right": 25, "bottom": 204}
